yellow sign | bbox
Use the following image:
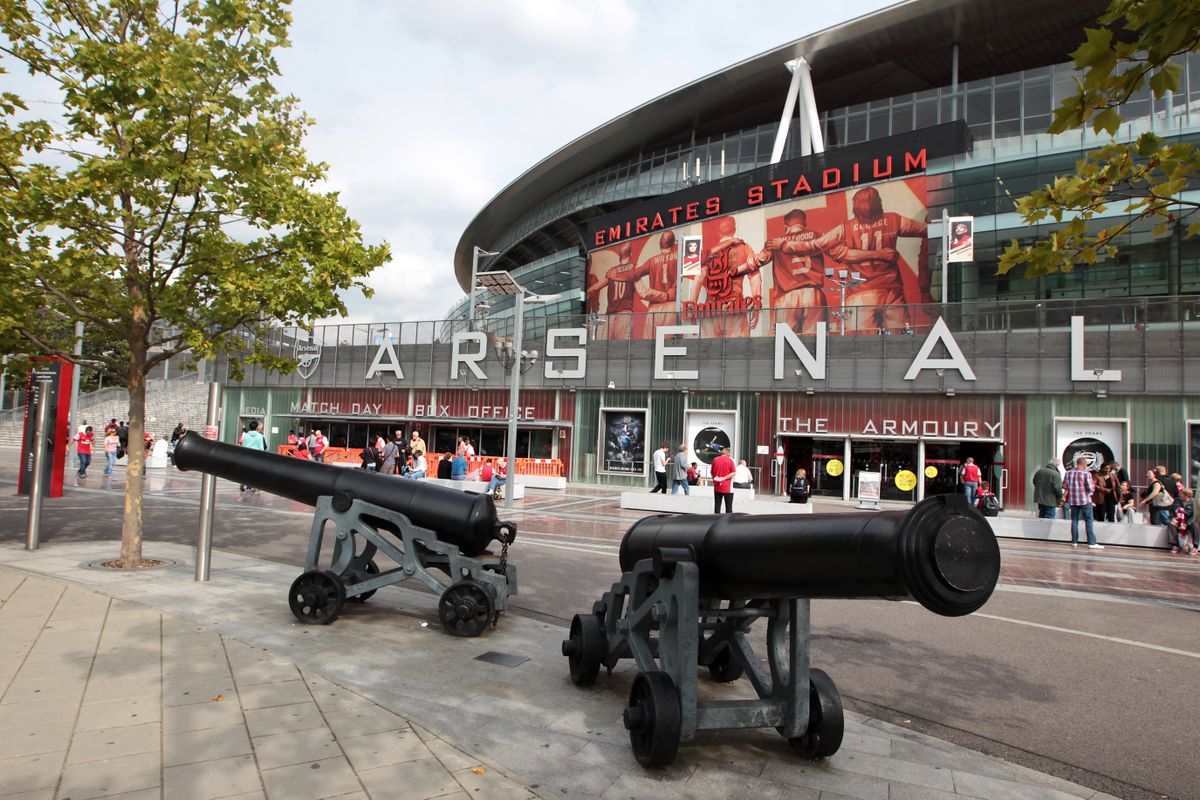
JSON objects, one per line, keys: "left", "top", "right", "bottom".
{"left": 925, "top": 465, "right": 938, "bottom": 479}
{"left": 826, "top": 459, "right": 843, "bottom": 477}
{"left": 895, "top": 470, "right": 917, "bottom": 492}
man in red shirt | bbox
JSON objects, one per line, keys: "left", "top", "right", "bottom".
{"left": 960, "top": 457, "right": 982, "bottom": 508}
{"left": 74, "top": 425, "right": 94, "bottom": 478}
{"left": 711, "top": 447, "right": 737, "bottom": 514}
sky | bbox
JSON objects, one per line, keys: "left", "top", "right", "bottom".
{"left": 274, "top": 0, "right": 899, "bottom": 324}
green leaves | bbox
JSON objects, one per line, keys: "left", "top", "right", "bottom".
{"left": 1005, "top": 0, "right": 1200, "bottom": 278}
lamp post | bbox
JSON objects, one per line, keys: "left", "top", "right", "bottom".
{"left": 469, "top": 247, "right": 499, "bottom": 328}
{"left": 825, "top": 268, "right": 865, "bottom": 335}
{"left": 475, "top": 270, "right": 557, "bottom": 510}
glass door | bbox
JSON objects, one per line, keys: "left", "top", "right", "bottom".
{"left": 851, "top": 439, "right": 919, "bottom": 502}
{"left": 923, "top": 443, "right": 961, "bottom": 498}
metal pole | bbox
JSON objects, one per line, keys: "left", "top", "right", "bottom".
{"left": 470, "top": 247, "right": 480, "bottom": 329}
{"left": 69, "top": 321, "right": 83, "bottom": 436}
{"left": 0, "top": 355, "right": 8, "bottom": 411}
{"left": 25, "top": 380, "right": 53, "bottom": 550}
{"left": 769, "top": 59, "right": 804, "bottom": 165}
{"left": 840, "top": 282, "right": 848, "bottom": 336}
{"left": 195, "top": 381, "right": 222, "bottom": 581}
{"left": 504, "top": 292, "right": 525, "bottom": 511}
{"left": 941, "top": 208, "right": 950, "bottom": 304}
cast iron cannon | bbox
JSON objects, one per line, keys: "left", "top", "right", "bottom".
{"left": 562, "top": 495, "right": 1000, "bottom": 766}
{"left": 174, "top": 431, "right": 517, "bottom": 635}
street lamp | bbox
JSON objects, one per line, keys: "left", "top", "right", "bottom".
{"left": 469, "top": 247, "right": 500, "bottom": 328}
{"left": 475, "top": 270, "right": 559, "bottom": 509}
{"left": 825, "top": 268, "right": 865, "bottom": 336}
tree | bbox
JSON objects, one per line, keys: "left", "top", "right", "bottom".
{"left": 0, "top": 0, "right": 390, "bottom": 566}
{"left": 998, "top": 0, "right": 1200, "bottom": 277}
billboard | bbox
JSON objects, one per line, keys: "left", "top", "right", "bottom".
{"left": 1054, "top": 418, "right": 1128, "bottom": 473}
{"left": 586, "top": 175, "right": 930, "bottom": 338}
{"left": 685, "top": 409, "right": 738, "bottom": 480}
{"left": 599, "top": 408, "right": 647, "bottom": 475}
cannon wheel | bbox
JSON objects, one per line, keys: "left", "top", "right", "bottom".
{"left": 438, "top": 580, "right": 495, "bottom": 637}
{"left": 789, "top": 668, "right": 844, "bottom": 759}
{"left": 706, "top": 643, "right": 744, "bottom": 684}
{"left": 564, "top": 613, "right": 606, "bottom": 686}
{"left": 345, "top": 559, "right": 380, "bottom": 603}
{"left": 288, "top": 570, "right": 346, "bottom": 625}
{"left": 624, "top": 671, "right": 682, "bottom": 767}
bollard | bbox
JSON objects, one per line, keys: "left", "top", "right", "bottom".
{"left": 25, "top": 380, "right": 53, "bottom": 551}
{"left": 194, "top": 382, "right": 222, "bottom": 581}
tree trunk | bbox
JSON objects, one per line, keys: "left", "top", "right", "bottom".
{"left": 120, "top": 347, "right": 147, "bottom": 567}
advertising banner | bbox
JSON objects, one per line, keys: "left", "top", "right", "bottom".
{"left": 599, "top": 408, "right": 647, "bottom": 475}
{"left": 586, "top": 174, "right": 930, "bottom": 339}
{"left": 19, "top": 358, "right": 73, "bottom": 498}
{"left": 685, "top": 409, "right": 738, "bottom": 479}
{"left": 1054, "top": 418, "right": 1128, "bottom": 472}
{"left": 947, "top": 216, "right": 974, "bottom": 262}
{"left": 857, "top": 470, "right": 882, "bottom": 504}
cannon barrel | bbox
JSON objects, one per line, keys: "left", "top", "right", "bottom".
{"left": 173, "top": 431, "right": 503, "bottom": 557}
{"left": 618, "top": 495, "right": 999, "bottom": 616}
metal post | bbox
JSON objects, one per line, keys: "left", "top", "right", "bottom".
{"left": 504, "top": 292, "right": 525, "bottom": 511}
{"left": 941, "top": 208, "right": 950, "bottom": 303}
{"left": 25, "top": 380, "right": 53, "bottom": 550}
{"left": 839, "top": 283, "right": 848, "bottom": 336}
{"left": 950, "top": 42, "right": 960, "bottom": 121}
{"left": 769, "top": 59, "right": 804, "bottom": 165}
{"left": 195, "top": 381, "right": 222, "bottom": 581}
{"left": 0, "top": 355, "right": 7, "bottom": 411}
{"left": 794, "top": 57, "right": 825, "bottom": 155}
{"left": 69, "top": 321, "right": 83, "bottom": 436}
{"left": 469, "top": 247, "right": 498, "bottom": 328}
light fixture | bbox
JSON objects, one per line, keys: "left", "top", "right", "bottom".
{"left": 805, "top": 387, "right": 815, "bottom": 396}
{"left": 945, "top": 388, "right": 956, "bottom": 397}
{"left": 607, "top": 381, "right": 616, "bottom": 390}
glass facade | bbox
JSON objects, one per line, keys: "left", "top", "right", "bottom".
{"left": 453, "top": 53, "right": 1200, "bottom": 322}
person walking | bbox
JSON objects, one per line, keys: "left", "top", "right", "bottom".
{"left": 961, "top": 457, "right": 981, "bottom": 508}
{"left": 239, "top": 420, "right": 267, "bottom": 492}
{"left": 790, "top": 468, "right": 811, "bottom": 503}
{"left": 650, "top": 442, "right": 669, "bottom": 493}
{"left": 380, "top": 435, "right": 401, "bottom": 476}
{"left": 672, "top": 444, "right": 690, "bottom": 495}
{"left": 1064, "top": 456, "right": 1103, "bottom": 549}
{"left": 103, "top": 428, "right": 120, "bottom": 475}
{"left": 312, "top": 429, "right": 327, "bottom": 463}
{"left": 1031, "top": 459, "right": 1063, "bottom": 519}
{"left": 74, "top": 425, "right": 94, "bottom": 478}
{"left": 711, "top": 447, "right": 737, "bottom": 513}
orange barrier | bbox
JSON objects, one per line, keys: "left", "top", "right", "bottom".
{"left": 275, "top": 446, "right": 563, "bottom": 477}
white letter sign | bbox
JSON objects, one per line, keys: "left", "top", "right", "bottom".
{"left": 904, "top": 317, "right": 977, "bottom": 381}
{"left": 774, "top": 322, "right": 827, "bottom": 380}
{"left": 655, "top": 325, "right": 699, "bottom": 380}
{"left": 544, "top": 328, "right": 587, "bottom": 379}
{"left": 365, "top": 341, "right": 404, "bottom": 380}
{"left": 451, "top": 332, "right": 488, "bottom": 380}
{"left": 1070, "top": 316, "right": 1122, "bottom": 381}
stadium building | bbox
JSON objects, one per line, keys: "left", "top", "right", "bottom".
{"left": 220, "top": 0, "right": 1200, "bottom": 509}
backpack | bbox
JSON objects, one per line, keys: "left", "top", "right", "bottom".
{"left": 980, "top": 494, "right": 1001, "bottom": 516}
{"left": 360, "top": 445, "right": 380, "bottom": 469}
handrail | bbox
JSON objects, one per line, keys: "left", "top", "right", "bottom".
{"left": 274, "top": 446, "right": 564, "bottom": 477}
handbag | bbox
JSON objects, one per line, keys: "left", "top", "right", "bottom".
{"left": 1151, "top": 482, "right": 1174, "bottom": 507}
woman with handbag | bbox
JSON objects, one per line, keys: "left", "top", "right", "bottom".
{"left": 1138, "top": 469, "right": 1174, "bottom": 526}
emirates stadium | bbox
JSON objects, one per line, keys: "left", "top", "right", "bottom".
{"left": 216, "top": 0, "right": 1200, "bottom": 518}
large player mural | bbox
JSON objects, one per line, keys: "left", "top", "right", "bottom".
{"left": 586, "top": 175, "right": 930, "bottom": 338}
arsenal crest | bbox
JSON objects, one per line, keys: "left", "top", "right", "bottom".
{"left": 295, "top": 341, "right": 322, "bottom": 380}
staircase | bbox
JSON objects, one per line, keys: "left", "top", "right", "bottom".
{"left": 0, "top": 379, "right": 210, "bottom": 446}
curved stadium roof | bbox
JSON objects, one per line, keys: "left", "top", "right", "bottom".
{"left": 453, "top": 0, "right": 1108, "bottom": 292}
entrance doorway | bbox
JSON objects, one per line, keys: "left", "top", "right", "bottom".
{"left": 850, "top": 439, "right": 919, "bottom": 502}
{"left": 923, "top": 441, "right": 1001, "bottom": 501}
{"left": 783, "top": 437, "right": 845, "bottom": 499}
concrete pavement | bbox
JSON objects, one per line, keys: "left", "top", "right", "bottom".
{"left": 0, "top": 537, "right": 1123, "bottom": 800}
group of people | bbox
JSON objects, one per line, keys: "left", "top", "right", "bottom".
{"left": 1032, "top": 458, "right": 1197, "bottom": 554}
{"left": 648, "top": 441, "right": 752, "bottom": 514}
{"left": 73, "top": 418, "right": 161, "bottom": 478}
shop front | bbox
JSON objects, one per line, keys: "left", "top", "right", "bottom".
{"left": 769, "top": 394, "right": 1023, "bottom": 507}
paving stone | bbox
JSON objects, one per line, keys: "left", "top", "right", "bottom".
{"left": 243, "top": 701, "right": 327, "bottom": 738}
{"left": 322, "top": 705, "right": 406, "bottom": 740}
{"left": 888, "top": 782, "right": 971, "bottom": 800}
{"left": 952, "top": 771, "right": 1091, "bottom": 800}
{"left": 84, "top": 674, "right": 163, "bottom": 705}
{"left": 339, "top": 728, "right": 431, "bottom": 771}
{"left": 163, "top": 754, "right": 262, "bottom": 800}
{"left": 451, "top": 765, "right": 536, "bottom": 800}
{"left": 0, "top": 788, "right": 56, "bottom": 800}
{"left": 260, "top": 756, "right": 363, "bottom": 800}
{"left": 67, "top": 722, "right": 161, "bottom": 764}
{"left": 252, "top": 727, "right": 341, "bottom": 770}
{"left": 163, "top": 697, "right": 247, "bottom": 734}
{"left": 0, "top": 750, "right": 64, "bottom": 795}
{"left": 161, "top": 679, "right": 237, "bottom": 708}
{"left": 164, "top": 723, "right": 253, "bottom": 767}
{"left": 830, "top": 750, "right": 956, "bottom": 792}
{"left": 0, "top": 698, "right": 78, "bottom": 727}
{"left": 2, "top": 675, "right": 86, "bottom": 704}
{"left": 231, "top": 661, "right": 301, "bottom": 688}
{"left": 57, "top": 749, "right": 160, "bottom": 800}
{"left": 0, "top": 720, "right": 75, "bottom": 758}
{"left": 356, "top": 758, "right": 462, "bottom": 800}
{"left": 236, "top": 680, "right": 313, "bottom": 710}
{"left": 760, "top": 759, "right": 890, "bottom": 800}
{"left": 76, "top": 695, "right": 161, "bottom": 731}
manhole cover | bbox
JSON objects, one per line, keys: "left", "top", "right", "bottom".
{"left": 474, "top": 651, "right": 529, "bottom": 668}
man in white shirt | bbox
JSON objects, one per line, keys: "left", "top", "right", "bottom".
{"left": 733, "top": 459, "right": 754, "bottom": 489}
{"left": 650, "top": 441, "right": 669, "bottom": 493}
{"left": 405, "top": 450, "right": 427, "bottom": 479}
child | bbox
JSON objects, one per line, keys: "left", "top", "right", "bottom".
{"left": 1172, "top": 487, "right": 1196, "bottom": 555}
{"left": 976, "top": 481, "right": 1001, "bottom": 516}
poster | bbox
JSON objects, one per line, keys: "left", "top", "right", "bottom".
{"left": 599, "top": 408, "right": 647, "bottom": 475}
{"left": 685, "top": 409, "right": 738, "bottom": 479}
{"left": 1054, "top": 418, "right": 1127, "bottom": 472}
{"left": 586, "top": 175, "right": 930, "bottom": 339}
{"left": 946, "top": 216, "right": 974, "bottom": 262}
{"left": 857, "top": 470, "right": 882, "bottom": 502}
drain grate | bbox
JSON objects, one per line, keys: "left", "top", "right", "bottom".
{"left": 474, "top": 651, "right": 529, "bottom": 668}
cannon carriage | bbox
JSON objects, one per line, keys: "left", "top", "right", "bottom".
{"left": 562, "top": 495, "right": 1001, "bottom": 766}
{"left": 174, "top": 431, "right": 517, "bottom": 636}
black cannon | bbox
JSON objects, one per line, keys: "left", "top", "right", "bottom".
{"left": 174, "top": 431, "right": 517, "bottom": 635}
{"left": 562, "top": 495, "right": 1000, "bottom": 767}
